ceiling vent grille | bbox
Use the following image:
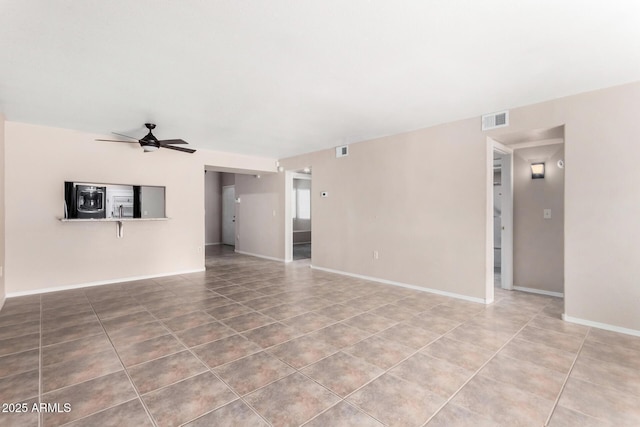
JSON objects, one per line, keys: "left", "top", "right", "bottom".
{"left": 336, "top": 145, "right": 349, "bottom": 158}
{"left": 482, "top": 110, "right": 509, "bottom": 131}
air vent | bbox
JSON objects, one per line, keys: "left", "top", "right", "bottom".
{"left": 336, "top": 145, "right": 349, "bottom": 158}
{"left": 482, "top": 110, "right": 509, "bottom": 131}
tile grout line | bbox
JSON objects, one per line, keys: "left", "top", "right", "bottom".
{"left": 141, "top": 306, "right": 273, "bottom": 427}
{"left": 543, "top": 327, "right": 591, "bottom": 426}
{"left": 421, "top": 297, "right": 553, "bottom": 425}
{"left": 86, "top": 289, "right": 160, "bottom": 427}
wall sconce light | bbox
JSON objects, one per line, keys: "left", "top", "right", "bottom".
{"left": 531, "top": 162, "right": 545, "bottom": 179}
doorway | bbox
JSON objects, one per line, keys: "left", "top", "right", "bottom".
{"left": 222, "top": 185, "right": 236, "bottom": 246}
{"left": 491, "top": 141, "right": 514, "bottom": 294}
{"left": 292, "top": 173, "right": 311, "bottom": 260}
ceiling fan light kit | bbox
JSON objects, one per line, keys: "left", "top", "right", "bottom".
{"left": 95, "top": 123, "right": 196, "bottom": 154}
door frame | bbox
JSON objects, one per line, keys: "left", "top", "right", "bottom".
{"left": 486, "top": 138, "right": 514, "bottom": 301}
{"left": 221, "top": 185, "right": 236, "bottom": 246}
{"left": 285, "top": 171, "right": 312, "bottom": 262}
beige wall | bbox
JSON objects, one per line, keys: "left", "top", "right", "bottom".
{"left": 4, "top": 122, "right": 275, "bottom": 295}
{"left": 204, "top": 171, "right": 222, "bottom": 245}
{"left": 283, "top": 118, "right": 488, "bottom": 301}
{"left": 0, "top": 113, "right": 5, "bottom": 308}
{"left": 513, "top": 144, "right": 565, "bottom": 294}
{"left": 234, "top": 173, "right": 285, "bottom": 260}
{"left": 282, "top": 81, "right": 640, "bottom": 331}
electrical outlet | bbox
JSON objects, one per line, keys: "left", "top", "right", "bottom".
{"left": 544, "top": 209, "right": 552, "bottom": 219}
{"left": 373, "top": 250, "right": 379, "bottom": 260}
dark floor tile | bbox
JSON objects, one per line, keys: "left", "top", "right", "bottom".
{"left": 0, "top": 396, "right": 39, "bottom": 427}
{"left": 344, "top": 335, "right": 415, "bottom": 370}
{"left": 42, "top": 348, "right": 123, "bottom": 393}
{"left": 63, "top": 398, "right": 154, "bottom": 427}
{"left": 41, "top": 311, "right": 98, "bottom": 333}
{"left": 302, "top": 351, "right": 384, "bottom": 397}
{"left": 245, "top": 373, "right": 340, "bottom": 427}
{"left": 347, "top": 373, "right": 445, "bottom": 427}
{"left": 215, "top": 351, "right": 295, "bottom": 395}
{"left": 479, "top": 353, "right": 566, "bottom": 400}
{"left": 343, "top": 312, "right": 398, "bottom": 334}
{"left": 107, "top": 321, "right": 169, "bottom": 349}
{"left": 0, "top": 333, "right": 40, "bottom": 357}
{"left": 0, "top": 348, "right": 39, "bottom": 379}
{"left": 269, "top": 335, "right": 339, "bottom": 369}
{"left": 571, "top": 354, "right": 640, "bottom": 397}
{"left": 100, "top": 310, "right": 156, "bottom": 333}
{"left": 192, "top": 334, "right": 262, "bottom": 368}
{"left": 389, "top": 353, "right": 473, "bottom": 399}
{"left": 184, "top": 399, "right": 268, "bottom": 426}
{"left": 426, "top": 403, "right": 500, "bottom": 427}
{"left": 0, "top": 369, "right": 39, "bottom": 402}
{"left": 517, "top": 325, "right": 583, "bottom": 353}
{"left": 175, "top": 321, "right": 235, "bottom": 347}
{"left": 42, "top": 333, "right": 112, "bottom": 366}
{"left": 162, "top": 310, "right": 216, "bottom": 332}
{"left": 499, "top": 337, "right": 575, "bottom": 374}
{"left": 305, "top": 401, "right": 384, "bottom": 427}
{"left": 307, "top": 323, "right": 370, "bottom": 349}
{"left": 0, "top": 320, "right": 40, "bottom": 341}
{"left": 42, "top": 371, "right": 137, "bottom": 426}
{"left": 0, "top": 311, "right": 40, "bottom": 328}
{"left": 206, "top": 303, "right": 254, "bottom": 320}
{"left": 142, "top": 372, "right": 236, "bottom": 427}
{"left": 281, "top": 312, "right": 336, "bottom": 333}
{"left": 421, "top": 337, "right": 494, "bottom": 371}
{"left": 242, "top": 322, "right": 301, "bottom": 349}
{"left": 376, "top": 323, "right": 440, "bottom": 350}
{"left": 451, "top": 375, "right": 554, "bottom": 426}
{"left": 41, "top": 319, "right": 104, "bottom": 346}
{"left": 117, "top": 334, "right": 186, "bottom": 367}
{"left": 547, "top": 405, "right": 611, "bottom": 427}
{"left": 128, "top": 350, "right": 207, "bottom": 394}
{"left": 222, "top": 311, "right": 276, "bottom": 332}
{"left": 558, "top": 377, "right": 640, "bottom": 426}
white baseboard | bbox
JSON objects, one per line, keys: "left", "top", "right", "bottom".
{"left": 563, "top": 314, "right": 640, "bottom": 337}
{"left": 513, "top": 286, "right": 564, "bottom": 298}
{"left": 5, "top": 268, "right": 206, "bottom": 298}
{"left": 234, "top": 250, "right": 289, "bottom": 263}
{"left": 311, "top": 265, "right": 489, "bottom": 304}
{"left": 205, "top": 242, "right": 221, "bottom": 246}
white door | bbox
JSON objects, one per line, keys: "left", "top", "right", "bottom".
{"left": 222, "top": 185, "right": 235, "bottom": 246}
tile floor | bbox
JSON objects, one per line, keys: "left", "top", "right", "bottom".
{"left": 1, "top": 245, "right": 639, "bottom": 426}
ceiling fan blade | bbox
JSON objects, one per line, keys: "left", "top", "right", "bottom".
{"left": 162, "top": 145, "right": 196, "bottom": 154}
{"left": 112, "top": 132, "right": 139, "bottom": 140}
{"left": 158, "top": 139, "right": 188, "bottom": 145}
{"left": 95, "top": 139, "right": 139, "bottom": 143}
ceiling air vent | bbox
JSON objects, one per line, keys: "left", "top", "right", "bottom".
{"left": 481, "top": 110, "right": 509, "bottom": 131}
{"left": 336, "top": 145, "right": 349, "bottom": 158}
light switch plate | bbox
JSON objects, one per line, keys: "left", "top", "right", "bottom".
{"left": 544, "top": 209, "right": 551, "bottom": 219}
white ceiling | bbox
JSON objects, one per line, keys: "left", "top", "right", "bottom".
{"left": 1, "top": 1, "right": 640, "bottom": 158}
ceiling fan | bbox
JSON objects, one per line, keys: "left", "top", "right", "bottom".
{"left": 96, "top": 123, "right": 196, "bottom": 153}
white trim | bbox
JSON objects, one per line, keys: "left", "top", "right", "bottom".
{"left": 205, "top": 242, "right": 221, "bottom": 246}
{"left": 234, "top": 249, "right": 289, "bottom": 263}
{"left": 284, "top": 171, "right": 294, "bottom": 262}
{"left": 513, "top": 286, "right": 563, "bottom": 298}
{"left": 563, "top": 314, "right": 640, "bottom": 338}
{"left": 310, "top": 265, "right": 491, "bottom": 304}
{"left": 0, "top": 295, "right": 5, "bottom": 311}
{"left": 5, "top": 268, "right": 206, "bottom": 298}
{"left": 292, "top": 173, "right": 312, "bottom": 180}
